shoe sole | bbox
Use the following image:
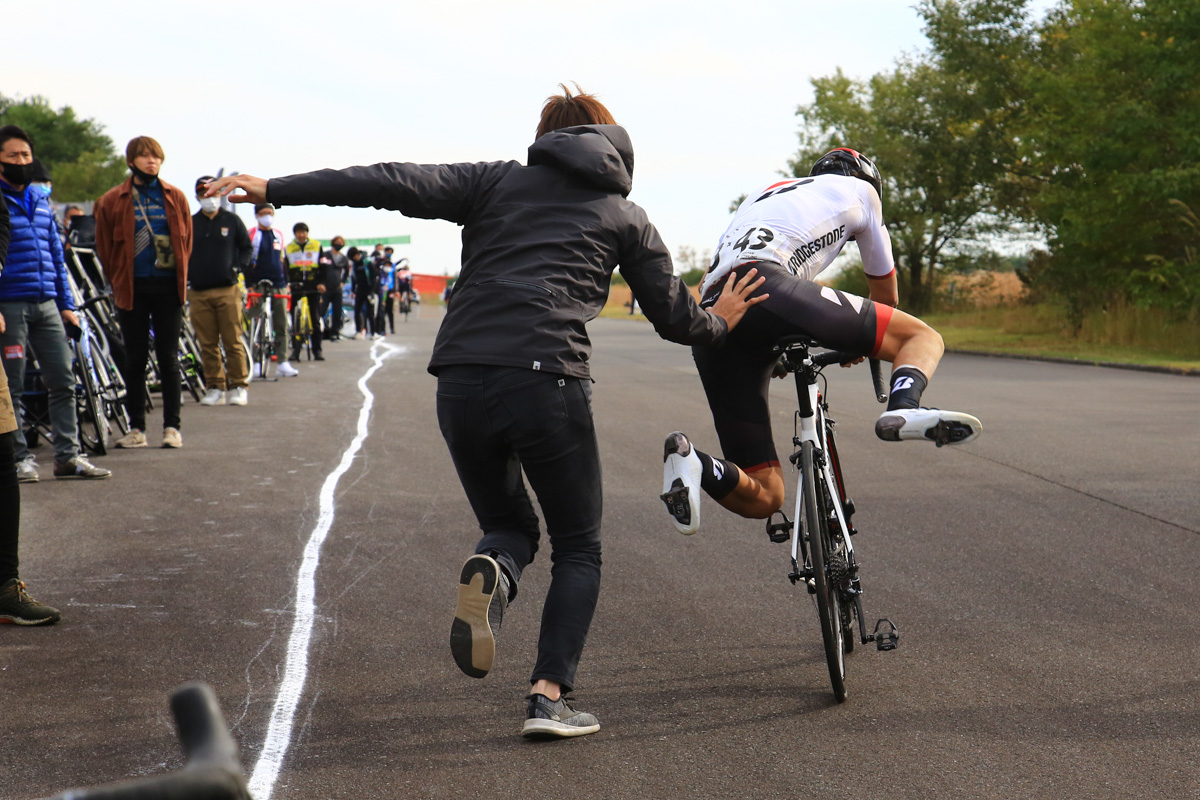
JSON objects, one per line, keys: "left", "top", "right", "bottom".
{"left": 451, "top": 556, "right": 500, "bottom": 679}
{"left": 54, "top": 473, "right": 111, "bottom": 480}
{"left": 0, "top": 614, "right": 60, "bottom": 626}
{"left": 522, "top": 718, "right": 601, "bottom": 739}
{"left": 876, "top": 412, "right": 981, "bottom": 447}
{"left": 661, "top": 433, "right": 700, "bottom": 534}
{"left": 17, "top": 475, "right": 38, "bottom": 484}
{"left": 115, "top": 442, "right": 147, "bottom": 448}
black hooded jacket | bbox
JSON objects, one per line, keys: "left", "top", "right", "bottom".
{"left": 268, "top": 124, "right": 727, "bottom": 378}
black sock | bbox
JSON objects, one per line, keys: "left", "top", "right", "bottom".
{"left": 695, "top": 450, "right": 741, "bottom": 500}
{"left": 886, "top": 366, "right": 928, "bottom": 411}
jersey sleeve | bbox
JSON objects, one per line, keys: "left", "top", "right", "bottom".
{"left": 854, "top": 189, "right": 895, "bottom": 278}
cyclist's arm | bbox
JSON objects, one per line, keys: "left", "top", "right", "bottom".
{"left": 867, "top": 271, "right": 898, "bottom": 308}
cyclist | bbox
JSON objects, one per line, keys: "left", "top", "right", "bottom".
{"left": 246, "top": 204, "right": 297, "bottom": 378}
{"left": 283, "top": 222, "right": 325, "bottom": 361}
{"left": 347, "top": 246, "right": 376, "bottom": 340}
{"left": 375, "top": 254, "right": 395, "bottom": 335}
{"left": 205, "top": 83, "right": 765, "bottom": 739}
{"left": 661, "top": 148, "right": 981, "bottom": 535}
{"left": 394, "top": 258, "right": 414, "bottom": 308}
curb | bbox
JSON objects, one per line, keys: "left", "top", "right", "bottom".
{"left": 947, "top": 349, "right": 1200, "bottom": 377}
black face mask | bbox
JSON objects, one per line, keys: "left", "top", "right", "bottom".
{"left": 332, "top": 243, "right": 343, "bottom": 251}
{"left": 1, "top": 161, "right": 34, "bottom": 187}
{"left": 129, "top": 163, "right": 158, "bottom": 184}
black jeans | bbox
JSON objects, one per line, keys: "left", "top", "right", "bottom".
{"left": 118, "top": 289, "right": 183, "bottom": 431}
{"left": 0, "top": 430, "right": 21, "bottom": 583}
{"left": 436, "top": 365, "right": 602, "bottom": 691}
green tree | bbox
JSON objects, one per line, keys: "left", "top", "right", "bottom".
{"left": 1015, "top": 0, "right": 1200, "bottom": 324}
{"left": 0, "top": 94, "right": 128, "bottom": 202}
{"left": 788, "top": 1, "right": 1038, "bottom": 314}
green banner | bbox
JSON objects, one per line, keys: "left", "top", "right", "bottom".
{"left": 340, "top": 235, "right": 411, "bottom": 247}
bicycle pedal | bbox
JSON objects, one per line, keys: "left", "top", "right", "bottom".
{"left": 873, "top": 618, "right": 899, "bottom": 651}
{"left": 765, "top": 511, "right": 792, "bottom": 544}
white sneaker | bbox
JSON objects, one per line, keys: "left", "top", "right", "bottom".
{"left": 277, "top": 361, "right": 300, "bottom": 378}
{"left": 228, "top": 387, "right": 248, "bottom": 406}
{"left": 114, "top": 429, "right": 147, "bottom": 448}
{"left": 661, "top": 431, "right": 703, "bottom": 535}
{"left": 875, "top": 407, "right": 982, "bottom": 447}
{"left": 354, "top": 331, "right": 365, "bottom": 340}
{"left": 199, "top": 388, "right": 226, "bottom": 406}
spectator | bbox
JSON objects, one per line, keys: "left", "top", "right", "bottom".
{"left": 94, "top": 135, "right": 192, "bottom": 449}
{"left": 321, "top": 235, "right": 349, "bottom": 341}
{"left": 0, "top": 124, "right": 110, "bottom": 480}
{"left": 0, "top": 165, "right": 60, "bottom": 624}
{"left": 376, "top": 256, "right": 395, "bottom": 335}
{"left": 283, "top": 222, "right": 324, "bottom": 361}
{"left": 190, "top": 176, "right": 252, "bottom": 406}
{"left": 245, "top": 204, "right": 297, "bottom": 378}
{"left": 348, "top": 246, "right": 376, "bottom": 340}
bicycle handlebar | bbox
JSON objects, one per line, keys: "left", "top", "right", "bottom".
{"left": 46, "top": 684, "right": 250, "bottom": 800}
{"left": 786, "top": 346, "right": 889, "bottom": 404}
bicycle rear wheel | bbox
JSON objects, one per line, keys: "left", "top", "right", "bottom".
{"left": 802, "top": 439, "right": 846, "bottom": 701}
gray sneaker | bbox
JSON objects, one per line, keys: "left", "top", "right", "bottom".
{"left": 15, "top": 457, "right": 38, "bottom": 483}
{"left": 522, "top": 694, "right": 601, "bottom": 739}
{"left": 450, "top": 554, "right": 510, "bottom": 679}
{"left": 53, "top": 454, "right": 112, "bottom": 479}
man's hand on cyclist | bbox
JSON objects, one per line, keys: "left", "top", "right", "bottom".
{"left": 709, "top": 267, "right": 768, "bottom": 332}
{"left": 205, "top": 174, "right": 269, "bottom": 205}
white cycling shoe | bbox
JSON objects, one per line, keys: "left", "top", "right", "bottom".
{"left": 875, "top": 407, "right": 982, "bottom": 447}
{"left": 661, "top": 432, "right": 702, "bottom": 535}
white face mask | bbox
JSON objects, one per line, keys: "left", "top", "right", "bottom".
{"left": 257, "top": 214, "right": 274, "bottom": 228}
{"left": 199, "top": 196, "right": 220, "bottom": 213}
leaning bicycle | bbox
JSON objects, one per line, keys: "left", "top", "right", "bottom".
{"left": 763, "top": 335, "right": 899, "bottom": 702}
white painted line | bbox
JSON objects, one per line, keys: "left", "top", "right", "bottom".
{"left": 248, "top": 341, "right": 404, "bottom": 800}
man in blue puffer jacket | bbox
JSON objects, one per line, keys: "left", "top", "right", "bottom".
{"left": 0, "top": 124, "right": 109, "bottom": 481}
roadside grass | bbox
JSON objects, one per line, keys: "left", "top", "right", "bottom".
{"left": 600, "top": 282, "right": 1200, "bottom": 372}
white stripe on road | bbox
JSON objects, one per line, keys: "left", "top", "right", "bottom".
{"left": 248, "top": 341, "right": 403, "bottom": 800}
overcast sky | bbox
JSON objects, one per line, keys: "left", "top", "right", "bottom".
{"left": 4, "top": 0, "right": 1052, "bottom": 276}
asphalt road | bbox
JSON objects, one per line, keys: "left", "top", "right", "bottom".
{"left": 4, "top": 309, "right": 1198, "bottom": 800}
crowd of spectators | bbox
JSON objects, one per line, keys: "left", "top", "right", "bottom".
{"left": 0, "top": 124, "right": 418, "bottom": 624}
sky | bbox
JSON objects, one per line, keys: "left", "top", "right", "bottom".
{"left": 3, "top": 0, "right": 1053, "bottom": 277}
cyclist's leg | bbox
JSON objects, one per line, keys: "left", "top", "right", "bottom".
{"left": 272, "top": 290, "right": 290, "bottom": 360}
{"left": 307, "top": 293, "right": 323, "bottom": 357}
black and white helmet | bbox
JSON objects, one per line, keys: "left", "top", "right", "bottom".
{"left": 809, "top": 148, "right": 883, "bottom": 202}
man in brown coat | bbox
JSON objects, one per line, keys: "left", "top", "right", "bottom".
{"left": 94, "top": 136, "right": 192, "bottom": 449}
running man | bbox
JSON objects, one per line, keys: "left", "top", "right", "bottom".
{"left": 661, "top": 148, "right": 981, "bottom": 535}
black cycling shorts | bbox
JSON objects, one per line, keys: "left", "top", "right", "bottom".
{"left": 693, "top": 261, "right": 893, "bottom": 472}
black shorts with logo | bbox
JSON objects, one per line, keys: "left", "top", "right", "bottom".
{"left": 693, "top": 261, "right": 887, "bottom": 472}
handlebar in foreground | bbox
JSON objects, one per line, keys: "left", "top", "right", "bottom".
{"left": 46, "top": 683, "right": 250, "bottom": 800}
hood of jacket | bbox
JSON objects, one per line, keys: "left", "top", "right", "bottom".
{"left": 527, "top": 124, "right": 634, "bottom": 196}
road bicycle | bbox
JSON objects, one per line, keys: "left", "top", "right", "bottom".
{"left": 763, "top": 335, "right": 899, "bottom": 702}
{"left": 246, "top": 281, "right": 289, "bottom": 381}
{"left": 45, "top": 683, "right": 250, "bottom": 800}
{"left": 291, "top": 289, "right": 316, "bottom": 360}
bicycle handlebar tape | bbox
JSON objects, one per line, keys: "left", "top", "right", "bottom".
{"left": 869, "top": 359, "right": 888, "bottom": 403}
{"left": 170, "top": 683, "right": 243, "bottom": 774}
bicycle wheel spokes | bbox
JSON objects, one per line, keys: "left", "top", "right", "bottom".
{"left": 802, "top": 440, "right": 847, "bottom": 701}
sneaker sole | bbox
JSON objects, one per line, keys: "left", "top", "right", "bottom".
{"left": 116, "top": 441, "right": 148, "bottom": 448}
{"left": 661, "top": 433, "right": 701, "bottom": 535}
{"left": 54, "top": 473, "right": 111, "bottom": 480}
{"left": 876, "top": 412, "right": 981, "bottom": 446}
{"left": 17, "top": 475, "right": 38, "bottom": 484}
{"left": 451, "top": 556, "right": 500, "bottom": 679}
{"left": 522, "top": 718, "right": 601, "bottom": 739}
{"left": 0, "top": 613, "right": 61, "bottom": 626}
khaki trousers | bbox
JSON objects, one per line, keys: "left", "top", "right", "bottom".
{"left": 188, "top": 284, "right": 249, "bottom": 390}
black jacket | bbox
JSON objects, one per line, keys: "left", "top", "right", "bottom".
{"left": 190, "top": 209, "right": 252, "bottom": 290}
{"left": 269, "top": 124, "right": 727, "bottom": 379}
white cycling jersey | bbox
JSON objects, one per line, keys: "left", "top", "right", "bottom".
{"left": 701, "top": 174, "right": 895, "bottom": 295}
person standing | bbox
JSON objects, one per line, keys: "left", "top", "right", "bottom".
{"left": 320, "top": 235, "right": 349, "bottom": 341}
{"left": 0, "top": 159, "right": 60, "bottom": 624}
{"left": 245, "top": 204, "right": 298, "bottom": 378}
{"left": 190, "top": 176, "right": 252, "bottom": 406}
{"left": 375, "top": 254, "right": 394, "bottom": 336}
{"left": 206, "top": 84, "right": 765, "bottom": 738}
{"left": 0, "top": 124, "right": 110, "bottom": 480}
{"left": 283, "top": 222, "right": 325, "bottom": 361}
{"left": 94, "top": 136, "right": 192, "bottom": 449}
{"left": 347, "top": 246, "right": 375, "bottom": 340}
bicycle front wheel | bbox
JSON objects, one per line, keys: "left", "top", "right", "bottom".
{"left": 802, "top": 439, "right": 846, "bottom": 701}
{"left": 75, "top": 351, "right": 109, "bottom": 456}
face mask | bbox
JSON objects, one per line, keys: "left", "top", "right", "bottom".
{"left": 1, "top": 161, "right": 34, "bottom": 186}
{"left": 129, "top": 163, "right": 158, "bottom": 184}
{"left": 332, "top": 243, "right": 343, "bottom": 251}
{"left": 31, "top": 182, "right": 52, "bottom": 197}
{"left": 257, "top": 214, "right": 274, "bottom": 228}
{"left": 199, "top": 196, "right": 220, "bottom": 213}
